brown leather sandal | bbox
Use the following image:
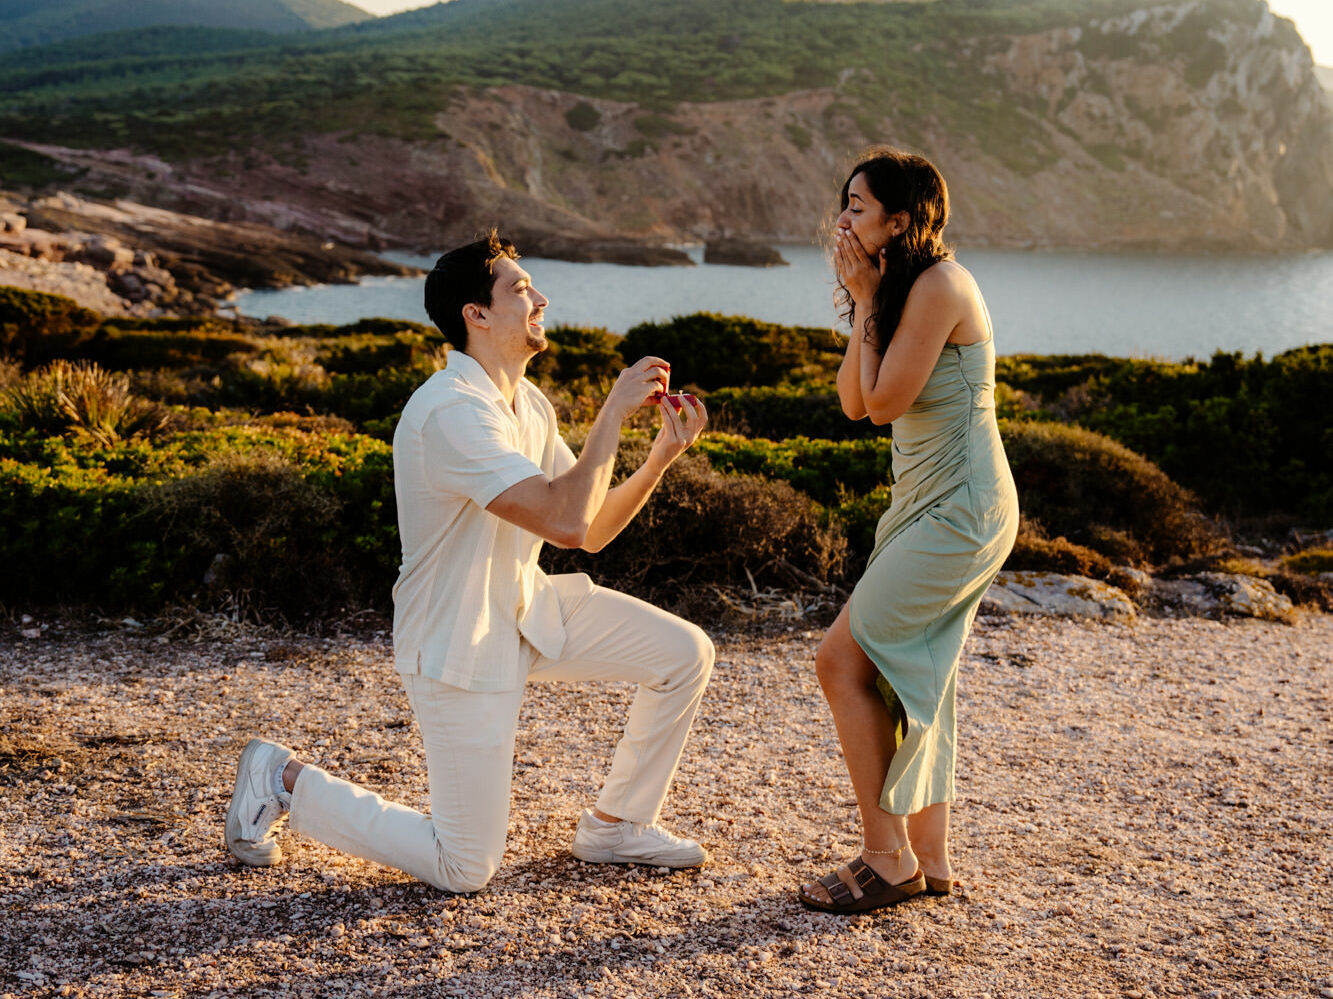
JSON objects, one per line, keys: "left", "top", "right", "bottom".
{"left": 797, "top": 856, "right": 927, "bottom": 914}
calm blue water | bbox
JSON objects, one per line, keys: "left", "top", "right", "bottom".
{"left": 234, "top": 244, "right": 1333, "bottom": 359}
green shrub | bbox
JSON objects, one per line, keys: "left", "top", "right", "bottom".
{"left": 1282, "top": 548, "right": 1333, "bottom": 575}
{"left": 565, "top": 101, "right": 602, "bottom": 131}
{"left": 828, "top": 484, "right": 892, "bottom": 567}
{"left": 0, "top": 426, "right": 396, "bottom": 616}
{"left": 619, "top": 313, "right": 838, "bottom": 390}
{"left": 694, "top": 434, "right": 892, "bottom": 506}
{"left": 633, "top": 113, "right": 695, "bottom": 138}
{"left": 995, "top": 346, "right": 1333, "bottom": 520}
{"left": 530, "top": 325, "right": 624, "bottom": 384}
{"left": 999, "top": 419, "right": 1224, "bottom": 564}
{"left": 3, "top": 359, "right": 169, "bottom": 445}
{"left": 542, "top": 438, "right": 847, "bottom": 616}
{"left": 316, "top": 332, "right": 443, "bottom": 374}
{"left": 706, "top": 384, "right": 888, "bottom": 441}
{"left": 0, "top": 287, "right": 102, "bottom": 364}
{"left": 84, "top": 326, "right": 260, "bottom": 370}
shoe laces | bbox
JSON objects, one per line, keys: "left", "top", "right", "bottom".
{"left": 250, "top": 797, "right": 287, "bottom": 837}
{"left": 629, "top": 822, "right": 680, "bottom": 844}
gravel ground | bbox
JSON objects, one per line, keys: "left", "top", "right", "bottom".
{"left": 1, "top": 611, "right": 1330, "bottom": 999}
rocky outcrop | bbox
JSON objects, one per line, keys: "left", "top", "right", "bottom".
{"left": 0, "top": 191, "right": 417, "bottom": 316}
{"left": 703, "top": 240, "right": 789, "bottom": 267}
{"left": 1148, "top": 572, "right": 1297, "bottom": 622}
{"left": 983, "top": 571, "right": 1139, "bottom": 620}
{"left": 983, "top": 569, "right": 1299, "bottom": 622}
{"left": 976, "top": 1, "right": 1333, "bottom": 250}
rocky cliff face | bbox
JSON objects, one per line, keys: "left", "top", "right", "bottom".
{"left": 973, "top": 0, "right": 1333, "bottom": 249}
{"left": 15, "top": 0, "right": 1332, "bottom": 257}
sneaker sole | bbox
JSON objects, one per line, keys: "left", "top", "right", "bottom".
{"left": 225, "top": 738, "right": 283, "bottom": 867}
{"left": 570, "top": 842, "right": 706, "bottom": 868}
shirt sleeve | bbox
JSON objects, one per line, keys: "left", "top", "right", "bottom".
{"left": 423, "top": 397, "right": 545, "bottom": 508}
{"left": 553, "top": 435, "right": 577, "bottom": 477}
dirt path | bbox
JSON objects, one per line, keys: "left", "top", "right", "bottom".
{"left": 1, "top": 613, "right": 1329, "bottom": 998}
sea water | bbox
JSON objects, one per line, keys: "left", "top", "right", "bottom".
{"left": 234, "top": 245, "right": 1333, "bottom": 360}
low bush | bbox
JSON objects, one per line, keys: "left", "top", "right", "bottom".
{"left": 619, "top": 313, "right": 840, "bottom": 390}
{"left": 1281, "top": 548, "right": 1333, "bottom": 575}
{"left": 542, "top": 437, "right": 848, "bottom": 617}
{"left": 0, "top": 426, "right": 396, "bottom": 617}
{"left": 530, "top": 325, "right": 625, "bottom": 385}
{"left": 705, "top": 384, "right": 888, "bottom": 441}
{"left": 83, "top": 326, "right": 260, "bottom": 370}
{"left": 694, "top": 434, "right": 892, "bottom": 506}
{"left": 315, "top": 332, "right": 442, "bottom": 375}
{"left": 999, "top": 419, "right": 1225, "bottom": 564}
{"left": 996, "top": 346, "right": 1333, "bottom": 520}
{"left": 0, "top": 286, "right": 101, "bottom": 364}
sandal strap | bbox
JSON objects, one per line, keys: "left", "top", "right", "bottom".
{"left": 817, "top": 870, "right": 854, "bottom": 905}
{"left": 847, "top": 856, "right": 889, "bottom": 897}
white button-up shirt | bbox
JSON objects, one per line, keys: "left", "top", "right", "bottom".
{"left": 391, "top": 351, "right": 577, "bottom": 690}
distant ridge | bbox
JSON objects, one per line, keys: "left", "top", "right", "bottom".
{"left": 0, "top": 0, "right": 372, "bottom": 51}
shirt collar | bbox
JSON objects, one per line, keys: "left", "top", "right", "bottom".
{"left": 444, "top": 350, "right": 512, "bottom": 412}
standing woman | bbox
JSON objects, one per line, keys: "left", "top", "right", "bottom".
{"left": 798, "top": 149, "right": 1019, "bottom": 913}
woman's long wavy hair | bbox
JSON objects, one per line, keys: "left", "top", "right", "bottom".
{"left": 835, "top": 148, "right": 954, "bottom": 348}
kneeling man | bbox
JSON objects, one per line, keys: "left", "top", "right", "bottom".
{"left": 225, "top": 232, "right": 714, "bottom": 891}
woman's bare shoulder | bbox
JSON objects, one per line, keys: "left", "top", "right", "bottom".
{"left": 910, "top": 258, "right": 973, "bottom": 302}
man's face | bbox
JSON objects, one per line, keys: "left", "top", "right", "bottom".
{"left": 482, "top": 256, "right": 549, "bottom": 354}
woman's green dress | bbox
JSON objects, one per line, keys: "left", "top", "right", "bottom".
{"left": 848, "top": 336, "right": 1019, "bottom": 815}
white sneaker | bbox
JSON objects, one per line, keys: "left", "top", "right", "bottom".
{"left": 570, "top": 809, "right": 707, "bottom": 868}
{"left": 225, "top": 738, "right": 295, "bottom": 866}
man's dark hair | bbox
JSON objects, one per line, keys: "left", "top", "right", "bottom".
{"left": 423, "top": 230, "right": 518, "bottom": 350}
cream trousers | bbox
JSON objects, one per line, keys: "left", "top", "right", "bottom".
{"left": 289, "top": 575, "right": 714, "bottom": 893}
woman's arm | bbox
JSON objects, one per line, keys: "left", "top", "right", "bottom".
{"left": 858, "top": 267, "right": 962, "bottom": 425}
{"left": 836, "top": 318, "right": 869, "bottom": 420}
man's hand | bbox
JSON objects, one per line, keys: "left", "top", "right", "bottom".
{"left": 647, "top": 393, "right": 707, "bottom": 472}
{"left": 604, "top": 356, "right": 671, "bottom": 423}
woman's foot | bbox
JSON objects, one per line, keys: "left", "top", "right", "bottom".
{"left": 797, "top": 855, "right": 926, "bottom": 913}
{"left": 799, "top": 844, "right": 919, "bottom": 907}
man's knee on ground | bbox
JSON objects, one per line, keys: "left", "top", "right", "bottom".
{"left": 427, "top": 841, "right": 502, "bottom": 895}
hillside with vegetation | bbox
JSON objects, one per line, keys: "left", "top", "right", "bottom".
{"left": 0, "top": 0, "right": 1329, "bottom": 255}
{"left": 0, "top": 0, "right": 370, "bottom": 52}
{"left": 3, "top": 286, "right": 1329, "bottom": 622}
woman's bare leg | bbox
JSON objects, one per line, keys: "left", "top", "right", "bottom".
{"left": 803, "top": 603, "right": 920, "bottom": 901}
{"left": 907, "top": 802, "right": 951, "bottom": 884}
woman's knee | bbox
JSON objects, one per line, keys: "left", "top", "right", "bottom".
{"left": 815, "top": 633, "right": 875, "bottom": 695}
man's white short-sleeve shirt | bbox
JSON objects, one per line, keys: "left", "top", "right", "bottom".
{"left": 392, "top": 350, "right": 577, "bottom": 691}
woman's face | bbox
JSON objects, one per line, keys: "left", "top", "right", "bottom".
{"left": 836, "top": 171, "right": 901, "bottom": 255}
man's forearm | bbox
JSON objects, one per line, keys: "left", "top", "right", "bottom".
{"left": 544, "top": 408, "right": 624, "bottom": 542}
{"left": 582, "top": 457, "right": 666, "bottom": 552}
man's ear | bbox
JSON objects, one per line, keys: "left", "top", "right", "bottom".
{"left": 462, "top": 302, "right": 487, "bottom": 328}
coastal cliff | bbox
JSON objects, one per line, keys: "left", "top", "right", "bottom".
{"left": 2, "top": 0, "right": 1330, "bottom": 260}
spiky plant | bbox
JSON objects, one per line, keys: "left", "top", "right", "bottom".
{"left": 3, "top": 359, "right": 169, "bottom": 444}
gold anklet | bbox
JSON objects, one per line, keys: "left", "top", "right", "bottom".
{"left": 861, "top": 843, "right": 908, "bottom": 857}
